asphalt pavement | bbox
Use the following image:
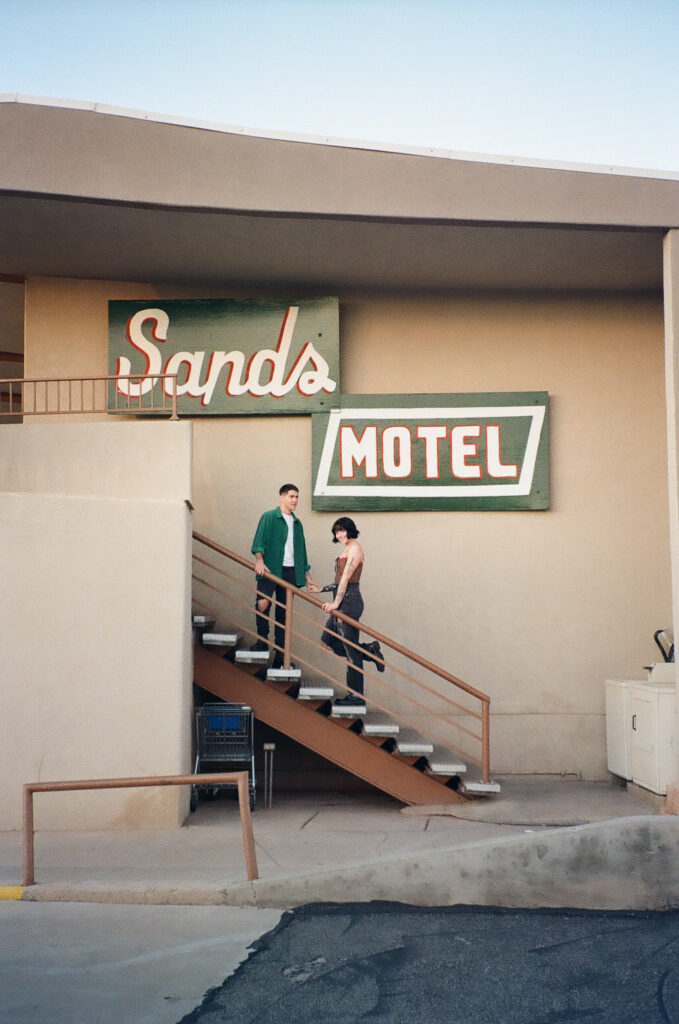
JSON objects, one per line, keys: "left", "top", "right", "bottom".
{"left": 180, "top": 901, "right": 679, "bottom": 1024}
{"left": 2, "top": 781, "right": 678, "bottom": 1024}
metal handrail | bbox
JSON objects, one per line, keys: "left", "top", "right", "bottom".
{"left": 0, "top": 373, "right": 179, "bottom": 419}
{"left": 193, "top": 554, "right": 482, "bottom": 724}
{"left": 22, "top": 772, "right": 257, "bottom": 886}
{"left": 193, "top": 568, "right": 484, "bottom": 765}
{"left": 192, "top": 531, "right": 491, "bottom": 782}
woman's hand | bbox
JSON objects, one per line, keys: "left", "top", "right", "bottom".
{"left": 322, "top": 601, "right": 338, "bottom": 613}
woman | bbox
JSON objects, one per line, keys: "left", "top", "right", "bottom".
{"left": 321, "top": 516, "right": 384, "bottom": 707}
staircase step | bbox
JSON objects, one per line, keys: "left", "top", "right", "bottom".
{"left": 397, "top": 741, "right": 434, "bottom": 755}
{"left": 235, "top": 649, "right": 270, "bottom": 664}
{"left": 461, "top": 779, "right": 502, "bottom": 795}
{"left": 427, "top": 761, "right": 467, "bottom": 775}
{"left": 194, "top": 642, "right": 468, "bottom": 807}
{"left": 363, "top": 721, "right": 400, "bottom": 737}
{"left": 267, "top": 667, "right": 302, "bottom": 681}
{"left": 331, "top": 703, "right": 367, "bottom": 717}
{"left": 298, "top": 686, "right": 335, "bottom": 700}
{"left": 192, "top": 614, "right": 215, "bottom": 628}
{"left": 202, "top": 632, "right": 241, "bottom": 647}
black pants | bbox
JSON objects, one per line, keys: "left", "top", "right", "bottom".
{"left": 255, "top": 566, "right": 296, "bottom": 652}
{"left": 320, "top": 584, "right": 366, "bottom": 694}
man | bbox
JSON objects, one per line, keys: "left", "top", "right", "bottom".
{"left": 251, "top": 483, "right": 320, "bottom": 668}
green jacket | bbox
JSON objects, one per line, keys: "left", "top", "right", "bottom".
{"left": 251, "top": 507, "right": 310, "bottom": 587}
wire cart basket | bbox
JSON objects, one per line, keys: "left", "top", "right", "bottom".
{"left": 190, "top": 702, "right": 256, "bottom": 812}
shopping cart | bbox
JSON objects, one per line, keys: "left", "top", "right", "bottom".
{"left": 190, "top": 702, "right": 256, "bottom": 812}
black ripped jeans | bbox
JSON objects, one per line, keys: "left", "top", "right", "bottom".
{"left": 320, "top": 584, "right": 366, "bottom": 694}
{"left": 255, "top": 566, "right": 296, "bottom": 652}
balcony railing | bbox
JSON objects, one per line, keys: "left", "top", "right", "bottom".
{"left": 0, "top": 374, "right": 179, "bottom": 420}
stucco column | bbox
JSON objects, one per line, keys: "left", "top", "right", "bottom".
{"left": 663, "top": 229, "right": 679, "bottom": 805}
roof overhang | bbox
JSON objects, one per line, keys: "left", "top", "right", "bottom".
{"left": 1, "top": 98, "right": 677, "bottom": 291}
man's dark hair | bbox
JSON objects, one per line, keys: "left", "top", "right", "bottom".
{"left": 279, "top": 483, "right": 299, "bottom": 495}
{"left": 332, "top": 516, "right": 360, "bottom": 541}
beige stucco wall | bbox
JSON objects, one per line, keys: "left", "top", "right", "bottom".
{"left": 0, "top": 418, "right": 193, "bottom": 829}
{"left": 196, "top": 292, "right": 672, "bottom": 778}
{"left": 342, "top": 294, "right": 672, "bottom": 776}
{"left": 18, "top": 277, "right": 673, "bottom": 784}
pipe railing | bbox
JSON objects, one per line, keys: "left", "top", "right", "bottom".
{"left": 22, "top": 772, "right": 258, "bottom": 886}
{"left": 0, "top": 373, "right": 179, "bottom": 419}
{"left": 192, "top": 531, "right": 491, "bottom": 782}
{"left": 193, "top": 549, "right": 484, "bottom": 750}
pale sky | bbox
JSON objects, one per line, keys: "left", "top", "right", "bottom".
{"left": 3, "top": 0, "right": 679, "bottom": 171}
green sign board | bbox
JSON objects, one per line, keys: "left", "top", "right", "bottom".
{"left": 312, "top": 393, "right": 549, "bottom": 511}
{"left": 108, "top": 297, "right": 340, "bottom": 415}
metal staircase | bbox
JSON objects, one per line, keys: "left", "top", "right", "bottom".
{"left": 192, "top": 533, "right": 500, "bottom": 806}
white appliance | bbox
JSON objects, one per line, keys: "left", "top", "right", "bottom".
{"left": 605, "top": 678, "right": 676, "bottom": 795}
{"left": 629, "top": 681, "right": 676, "bottom": 795}
{"left": 605, "top": 678, "right": 636, "bottom": 780}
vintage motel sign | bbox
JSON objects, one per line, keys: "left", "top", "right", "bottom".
{"left": 312, "top": 393, "right": 549, "bottom": 511}
{"left": 108, "top": 297, "right": 340, "bottom": 415}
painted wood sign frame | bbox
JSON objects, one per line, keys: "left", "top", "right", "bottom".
{"left": 108, "top": 297, "right": 340, "bottom": 415}
{"left": 312, "top": 392, "right": 550, "bottom": 511}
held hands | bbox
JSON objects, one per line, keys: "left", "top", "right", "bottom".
{"left": 306, "top": 579, "right": 321, "bottom": 594}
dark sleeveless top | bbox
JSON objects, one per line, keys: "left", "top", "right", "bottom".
{"left": 334, "top": 555, "right": 363, "bottom": 585}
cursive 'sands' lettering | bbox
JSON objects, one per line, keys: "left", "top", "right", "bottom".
{"left": 115, "top": 305, "right": 337, "bottom": 405}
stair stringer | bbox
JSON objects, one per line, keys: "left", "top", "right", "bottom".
{"left": 194, "top": 644, "right": 466, "bottom": 806}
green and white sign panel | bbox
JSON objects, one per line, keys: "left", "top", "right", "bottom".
{"left": 108, "top": 297, "right": 340, "bottom": 415}
{"left": 312, "top": 393, "right": 549, "bottom": 511}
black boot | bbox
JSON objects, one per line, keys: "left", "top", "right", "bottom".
{"left": 361, "top": 640, "right": 385, "bottom": 672}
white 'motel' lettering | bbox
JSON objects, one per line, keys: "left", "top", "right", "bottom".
{"left": 340, "top": 423, "right": 519, "bottom": 480}
{"left": 115, "top": 305, "right": 337, "bottom": 404}
{"left": 486, "top": 424, "right": 519, "bottom": 478}
{"left": 451, "top": 425, "right": 482, "bottom": 479}
{"left": 340, "top": 426, "right": 379, "bottom": 478}
{"left": 382, "top": 426, "right": 412, "bottom": 478}
{"left": 416, "top": 424, "right": 448, "bottom": 479}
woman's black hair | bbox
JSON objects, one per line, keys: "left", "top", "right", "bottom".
{"left": 331, "top": 516, "right": 359, "bottom": 542}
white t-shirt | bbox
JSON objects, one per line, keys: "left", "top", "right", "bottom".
{"left": 282, "top": 512, "right": 295, "bottom": 567}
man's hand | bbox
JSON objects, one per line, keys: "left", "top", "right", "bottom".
{"left": 306, "top": 578, "right": 321, "bottom": 594}
{"left": 254, "top": 555, "right": 268, "bottom": 575}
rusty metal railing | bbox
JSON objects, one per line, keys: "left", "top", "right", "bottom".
{"left": 0, "top": 373, "right": 179, "bottom": 419}
{"left": 192, "top": 532, "right": 491, "bottom": 783}
{"left": 22, "top": 772, "right": 257, "bottom": 886}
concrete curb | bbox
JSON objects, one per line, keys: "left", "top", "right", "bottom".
{"left": 22, "top": 885, "right": 256, "bottom": 906}
{"left": 237, "top": 815, "right": 679, "bottom": 911}
{"left": 19, "top": 815, "right": 679, "bottom": 911}
{"left": 0, "top": 886, "right": 24, "bottom": 900}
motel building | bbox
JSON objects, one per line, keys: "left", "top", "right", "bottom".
{"left": 3, "top": 95, "right": 679, "bottom": 831}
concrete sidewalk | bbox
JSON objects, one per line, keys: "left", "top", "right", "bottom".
{"left": 1, "top": 790, "right": 524, "bottom": 904}
{"left": 1, "top": 778, "right": 675, "bottom": 911}
{"left": 0, "top": 902, "right": 283, "bottom": 1024}
{"left": 2, "top": 780, "right": 678, "bottom": 1024}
